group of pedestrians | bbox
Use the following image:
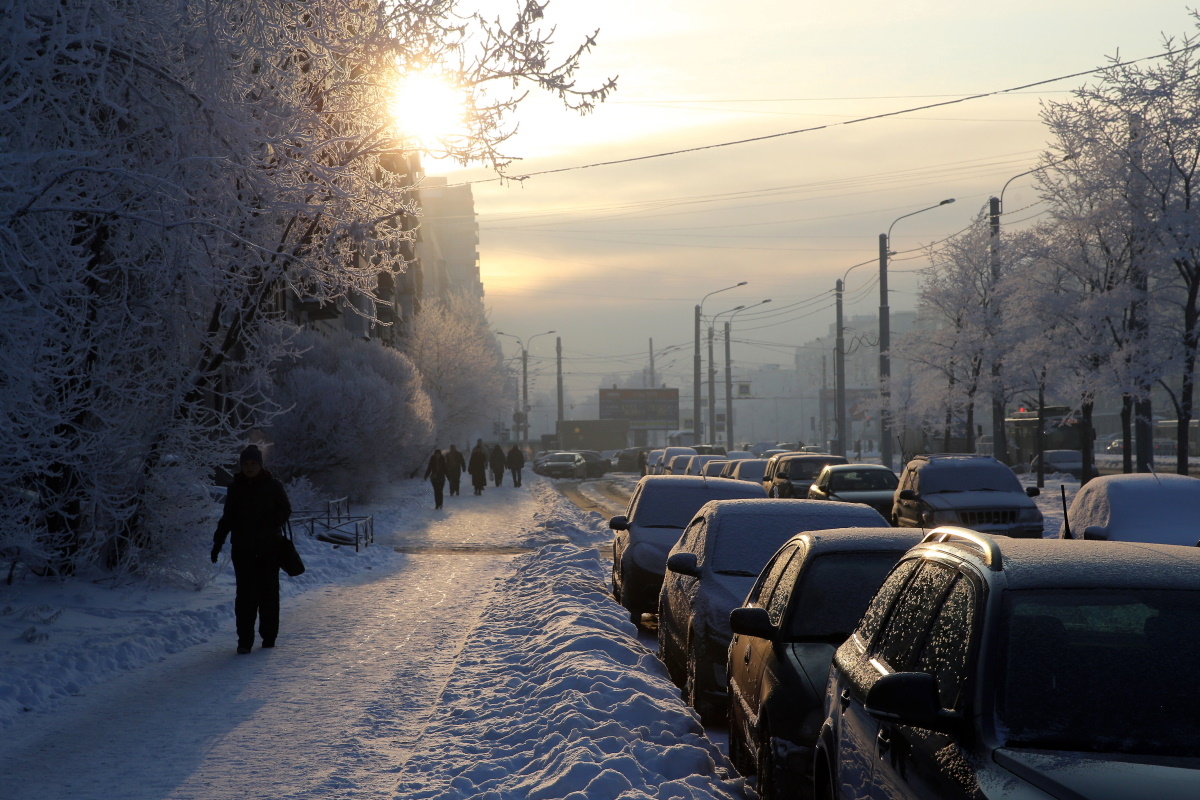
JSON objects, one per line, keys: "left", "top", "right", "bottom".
{"left": 424, "top": 440, "right": 526, "bottom": 508}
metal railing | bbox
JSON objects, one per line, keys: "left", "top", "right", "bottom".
{"left": 289, "top": 496, "right": 374, "bottom": 552}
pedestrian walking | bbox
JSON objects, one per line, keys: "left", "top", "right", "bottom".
{"left": 445, "top": 444, "right": 465, "bottom": 496}
{"left": 468, "top": 440, "right": 488, "bottom": 495}
{"left": 637, "top": 449, "right": 648, "bottom": 476}
{"left": 490, "top": 444, "right": 506, "bottom": 487}
{"left": 425, "top": 448, "right": 447, "bottom": 509}
{"left": 211, "top": 445, "right": 292, "bottom": 655}
{"left": 506, "top": 444, "right": 525, "bottom": 487}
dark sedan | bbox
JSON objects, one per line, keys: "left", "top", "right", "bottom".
{"left": 806, "top": 463, "right": 898, "bottom": 517}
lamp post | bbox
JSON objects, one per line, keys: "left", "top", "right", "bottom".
{"left": 695, "top": 282, "right": 746, "bottom": 445}
{"left": 724, "top": 300, "right": 770, "bottom": 449}
{"left": 834, "top": 260, "right": 873, "bottom": 457}
{"left": 709, "top": 304, "right": 745, "bottom": 445}
{"left": 988, "top": 155, "right": 1075, "bottom": 467}
{"left": 880, "top": 199, "right": 956, "bottom": 469}
{"left": 496, "top": 329, "right": 555, "bottom": 450}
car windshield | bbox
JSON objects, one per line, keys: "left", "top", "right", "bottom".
{"left": 787, "top": 553, "right": 903, "bottom": 639}
{"left": 788, "top": 459, "right": 836, "bottom": 480}
{"left": 547, "top": 454, "right": 575, "bottom": 462}
{"left": 710, "top": 516, "right": 807, "bottom": 576}
{"left": 631, "top": 483, "right": 762, "bottom": 528}
{"left": 828, "top": 470, "right": 898, "bottom": 492}
{"left": 735, "top": 461, "right": 768, "bottom": 482}
{"left": 998, "top": 589, "right": 1200, "bottom": 757}
{"left": 919, "top": 463, "right": 1021, "bottom": 493}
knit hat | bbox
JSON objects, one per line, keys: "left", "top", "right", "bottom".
{"left": 240, "top": 445, "right": 263, "bottom": 465}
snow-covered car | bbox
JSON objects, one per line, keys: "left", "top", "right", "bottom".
{"left": 700, "top": 460, "right": 728, "bottom": 477}
{"left": 723, "top": 450, "right": 755, "bottom": 463}
{"left": 1057, "top": 472, "right": 1200, "bottom": 545}
{"left": 723, "top": 458, "right": 769, "bottom": 482}
{"left": 726, "top": 527, "right": 923, "bottom": 798}
{"left": 806, "top": 463, "right": 898, "bottom": 517}
{"left": 660, "top": 446, "right": 698, "bottom": 475}
{"left": 646, "top": 449, "right": 666, "bottom": 475}
{"left": 892, "top": 454, "right": 1043, "bottom": 537}
{"left": 657, "top": 498, "right": 889, "bottom": 722}
{"left": 818, "top": 529, "right": 1200, "bottom": 800}
{"left": 609, "top": 475, "right": 766, "bottom": 628}
{"left": 763, "top": 453, "right": 848, "bottom": 498}
{"left": 1030, "top": 449, "right": 1088, "bottom": 479}
{"left": 665, "top": 454, "right": 695, "bottom": 475}
{"left": 534, "top": 452, "right": 587, "bottom": 479}
{"left": 682, "top": 454, "right": 724, "bottom": 476}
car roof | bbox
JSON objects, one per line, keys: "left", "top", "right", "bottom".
{"left": 823, "top": 462, "right": 893, "bottom": 472}
{"left": 697, "top": 497, "right": 888, "bottom": 526}
{"left": 636, "top": 474, "right": 767, "bottom": 493}
{"left": 791, "top": 527, "right": 926, "bottom": 554}
{"left": 913, "top": 533, "right": 1200, "bottom": 591}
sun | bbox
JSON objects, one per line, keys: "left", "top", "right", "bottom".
{"left": 389, "top": 70, "right": 467, "bottom": 152}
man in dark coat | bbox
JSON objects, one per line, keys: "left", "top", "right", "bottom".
{"left": 506, "top": 445, "right": 525, "bottom": 487}
{"left": 424, "top": 448, "right": 447, "bottom": 509}
{"left": 445, "top": 444, "right": 466, "bottom": 496}
{"left": 489, "top": 444, "right": 506, "bottom": 487}
{"left": 211, "top": 445, "right": 292, "bottom": 654}
{"left": 468, "top": 441, "right": 488, "bottom": 495}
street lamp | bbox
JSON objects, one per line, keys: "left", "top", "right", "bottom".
{"left": 695, "top": 282, "right": 747, "bottom": 444}
{"left": 834, "top": 259, "right": 874, "bottom": 457}
{"left": 495, "top": 329, "right": 555, "bottom": 449}
{"left": 879, "top": 198, "right": 955, "bottom": 469}
{"left": 988, "top": 154, "right": 1075, "bottom": 466}
{"left": 709, "top": 304, "right": 745, "bottom": 445}
{"left": 724, "top": 300, "right": 770, "bottom": 448}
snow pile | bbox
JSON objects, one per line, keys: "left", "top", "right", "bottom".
{"left": 527, "top": 480, "right": 613, "bottom": 546}
{"left": 396, "top": 543, "right": 750, "bottom": 800}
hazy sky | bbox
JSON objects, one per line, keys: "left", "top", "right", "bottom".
{"left": 432, "top": 1, "right": 1199, "bottom": 401}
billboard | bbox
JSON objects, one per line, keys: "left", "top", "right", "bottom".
{"left": 599, "top": 388, "right": 679, "bottom": 430}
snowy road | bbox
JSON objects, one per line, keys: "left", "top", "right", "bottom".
{"left": 0, "top": 486, "right": 538, "bottom": 800}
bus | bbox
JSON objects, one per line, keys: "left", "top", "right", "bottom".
{"left": 1004, "top": 407, "right": 1087, "bottom": 467}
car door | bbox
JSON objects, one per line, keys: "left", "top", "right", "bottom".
{"left": 869, "top": 571, "right": 980, "bottom": 800}
{"left": 826, "top": 559, "right": 919, "bottom": 800}
{"left": 742, "top": 543, "right": 806, "bottom": 722}
{"left": 892, "top": 466, "right": 919, "bottom": 526}
{"left": 613, "top": 483, "right": 644, "bottom": 593}
{"left": 661, "top": 517, "right": 706, "bottom": 665}
{"left": 809, "top": 468, "right": 832, "bottom": 500}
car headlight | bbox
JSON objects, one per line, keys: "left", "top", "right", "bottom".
{"left": 1018, "top": 507, "right": 1043, "bottom": 523}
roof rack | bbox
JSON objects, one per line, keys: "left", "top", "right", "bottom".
{"left": 920, "top": 526, "right": 1004, "bottom": 571}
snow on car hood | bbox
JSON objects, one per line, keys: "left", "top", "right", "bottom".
{"left": 994, "top": 749, "right": 1200, "bottom": 800}
{"left": 922, "top": 489, "right": 1035, "bottom": 511}
{"left": 1061, "top": 473, "right": 1200, "bottom": 545}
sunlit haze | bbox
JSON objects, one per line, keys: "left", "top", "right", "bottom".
{"left": 429, "top": 0, "right": 1197, "bottom": 406}
{"left": 391, "top": 69, "right": 467, "bottom": 152}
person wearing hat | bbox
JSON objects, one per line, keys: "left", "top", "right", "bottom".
{"left": 211, "top": 444, "right": 292, "bottom": 654}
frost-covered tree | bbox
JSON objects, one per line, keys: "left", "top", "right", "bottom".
{"left": 0, "top": 0, "right": 613, "bottom": 576}
{"left": 403, "top": 294, "right": 505, "bottom": 445}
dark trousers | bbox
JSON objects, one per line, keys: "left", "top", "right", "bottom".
{"left": 431, "top": 477, "right": 445, "bottom": 508}
{"left": 492, "top": 469, "right": 503, "bottom": 487}
{"left": 510, "top": 467, "right": 522, "bottom": 487}
{"left": 448, "top": 474, "right": 461, "bottom": 495}
{"left": 233, "top": 554, "right": 280, "bottom": 648}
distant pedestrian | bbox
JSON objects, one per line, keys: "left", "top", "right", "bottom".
{"left": 637, "top": 449, "right": 648, "bottom": 476}
{"left": 490, "top": 444, "right": 506, "bottom": 487}
{"left": 425, "top": 448, "right": 447, "bottom": 509}
{"left": 855, "top": 440, "right": 862, "bottom": 460}
{"left": 211, "top": 445, "right": 292, "bottom": 655}
{"left": 445, "top": 444, "right": 466, "bottom": 496}
{"left": 507, "top": 445, "right": 526, "bottom": 487}
{"left": 468, "top": 441, "right": 488, "bottom": 495}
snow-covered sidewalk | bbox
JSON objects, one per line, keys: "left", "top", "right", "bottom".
{"left": 0, "top": 476, "right": 750, "bottom": 800}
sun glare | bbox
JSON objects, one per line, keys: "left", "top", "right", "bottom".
{"left": 390, "top": 70, "right": 467, "bottom": 152}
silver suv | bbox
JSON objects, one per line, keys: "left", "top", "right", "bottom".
{"left": 891, "top": 454, "right": 1043, "bottom": 538}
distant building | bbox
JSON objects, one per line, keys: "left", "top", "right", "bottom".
{"left": 415, "top": 176, "right": 483, "bottom": 304}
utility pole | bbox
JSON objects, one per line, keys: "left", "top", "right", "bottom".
{"left": 520, "top": 346, "right": 529, "bottom": 450}
{"left": 879, "top": 233, "right": 892, "bottom": 469}
{"left": 988, "top": 196, "right": 1008, "bottom": 464}
{"left": 693, "top": 305, "right": 703, "bottom": 444}
{"left": 835, "top": 279, "right": 846, "bottom": 457}
{"left": 648, "top": 338, "right": 655, "bottom": 388}
{"left": 724, "top": 322, "right": 734, "bottom": 448}
{"left": 556, "top": 336, "right": 564, "bottom": 424}
{"left": 708, "top": 323, "right": 717, "bottom": 444}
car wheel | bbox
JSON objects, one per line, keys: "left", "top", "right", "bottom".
{"left": 727, "top": 706, "right": 753, "bottom": 776}
{"left": 756, "top": 722, "right": 780, "bottom": 800}
{"left": 611, "top": 546, "right": 622, "bottom": 602}
{"left": 684, "top": 636, "right": 718, "bottom": 724}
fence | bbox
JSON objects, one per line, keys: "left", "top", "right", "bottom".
{"left": 288, "top": 496, "right": 374, "bottom": 552}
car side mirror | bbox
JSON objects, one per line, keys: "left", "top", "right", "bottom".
{"left": 608, "top": 515, "right": 629, "bottom": 531}
{"left": 1026, "top": 487, "right": 1040, "bottom": 498}
{"left": 666, "top": 552, "right": 700, "bottom": 577}
{"left": 865, "top": 671, "right": 960, "bottom": 734}
{"left": 1082, "top": 525, "right": 1109, "bottom": 541}
{"left": 729, "top": 606, "right": 777, "bottom": 639}
{"left": 898, "top": 489, "right": 917, "bottom": 501}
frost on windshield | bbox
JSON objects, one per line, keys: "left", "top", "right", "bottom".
{"left": 919, "top": 464, "right": 1021, "bottom": 494}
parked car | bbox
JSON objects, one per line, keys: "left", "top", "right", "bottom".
{"left": 683, "top": 454, "right": 725, "bottom": 476}
{"left": 616, "top": 447, "right": 655, "bottom": 472}
{"left": 806, "top": 463, "right": 899, "bottom": 517}
{"left": 659, "top": 499, "right": 889, "bottom": 723}
{"left": 646, "top": 449, "right": 666, "bottom": 474}
{"left": 817, "top": 528, "right": 1200, "bottom": 800}
{"left": 1030, "top": 448, "right": 1088, "bottom": 479}
{"left": 693, "top": 444, "right": 728, "bottom": 456}
{"left": 660, "top": 446, "right": 698, "bottom": 475}
{"left": 891, "top": 453, "right": 1043, "bottom": 538}
{"left": 1057, "top": 472, "right": 1200, "bottom": 545}
{"left": 724, "top": 458, "right": 769, "bottom": 483}
{"left": 764, "top": 453, "right": 849, "bottom": 498}
{"left": 727, "top": 527, "right": 924, "bottom": 798}
{"left": 701, "top": 459, "right": 729, "bottom": 477}
{"left": 666, "top": 454, "right": 695, "bottom": 475}
{"left": 609, "top": 475, "right": 766, "bottom": 627}
{"left": 575, "top": 450, "right": 611, "bottom": 478}
{"left": 534, "top": 451, "right": 587, "bottom": 479}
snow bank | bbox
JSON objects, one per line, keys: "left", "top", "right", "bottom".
{"left": 395, "top": 542, "right": 750, "bottom": 800}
